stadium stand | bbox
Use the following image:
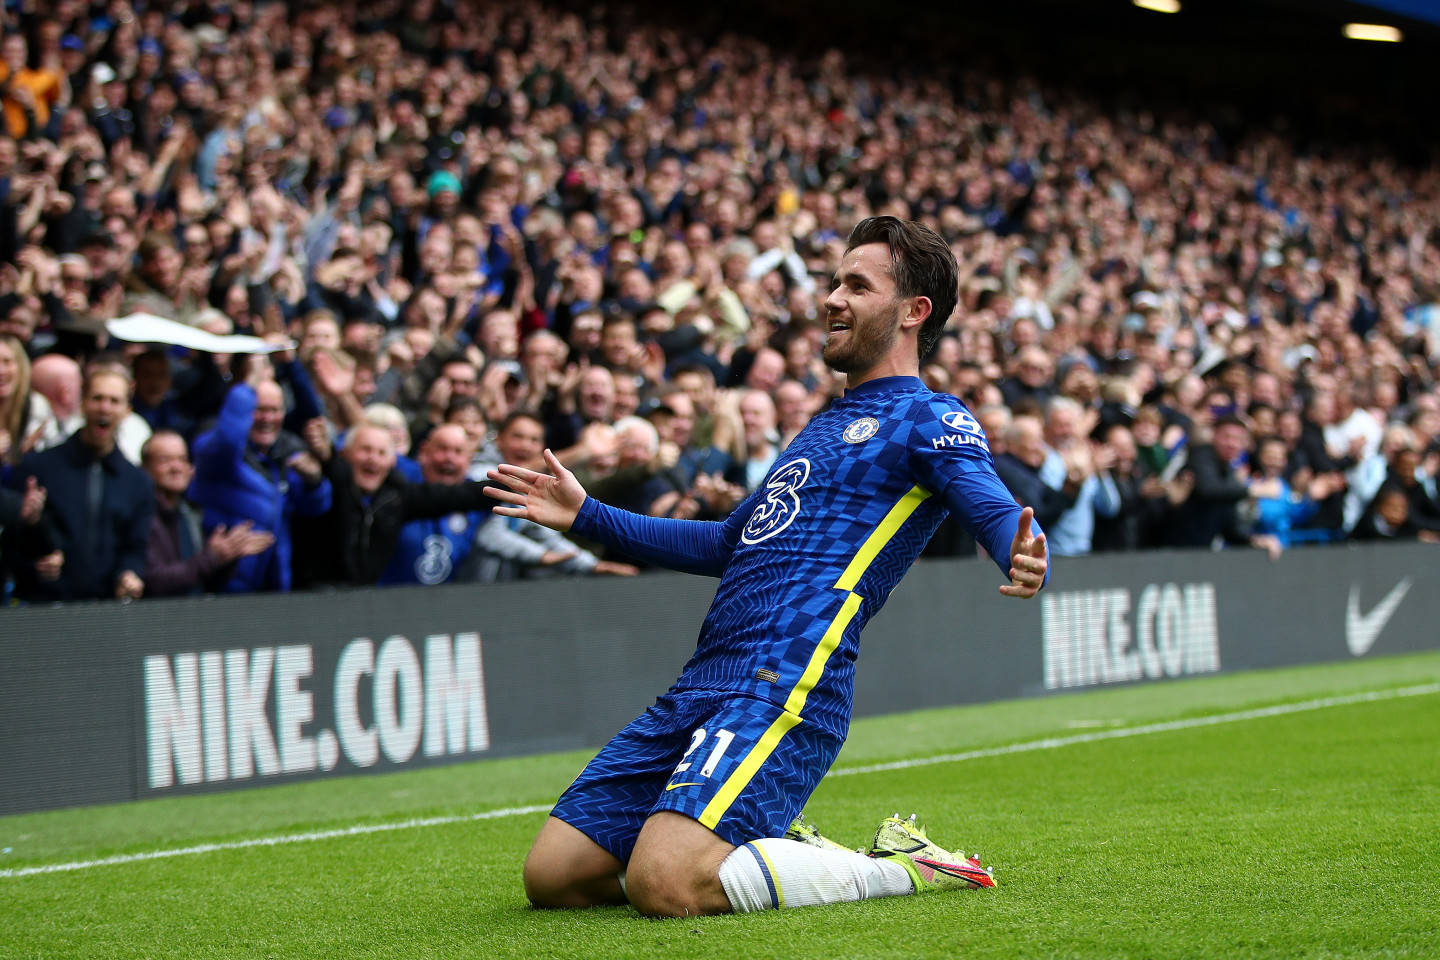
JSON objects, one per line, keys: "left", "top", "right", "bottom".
{"left": 2, "top": 0, "right": 1440, "bottom": 601}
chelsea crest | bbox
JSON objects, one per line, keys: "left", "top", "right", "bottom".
{"left": 842, "top": 417, "right": 880, "bottom": 444}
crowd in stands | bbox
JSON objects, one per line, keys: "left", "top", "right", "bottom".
{"left": 2, "top": 0, "right": 1440, "bottom": 603}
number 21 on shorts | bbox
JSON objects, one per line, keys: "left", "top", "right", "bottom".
{"left": 674, "top": 727, "right": 734, "bottom": 781}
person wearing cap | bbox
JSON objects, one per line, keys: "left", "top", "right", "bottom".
{"left": 425, "top": 170, "right": 462, "bottom": 217}
{"left": 58, "top": 35, "right": 88, "bottom": 94}
{"left": 89, "top": 64, "right": 133, "bottom": 147}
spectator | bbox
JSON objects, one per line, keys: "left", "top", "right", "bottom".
{"left": 300, "top": 420, "right": 497, "bottom": 586}
{"left": 1172, "top": 416, "right": 1261, "bottom": 551}
{"left": 0, "top": 33, "right": 62, "bottom": 140}
{"left": 0, "top": 474, "right": 55, "bottom": 593}
{"left": 549, "top": 365, "right": 615, "bottom": 458}
{"left": 726, "top": 389, "right": 780, "bottom": 493}
{"left": 472, "top": 411, "right": 638, "bottom": 581}
{"left": 2, "top": 0, "right": 1440, "bottom": 597}
{"left": 1351, "top": 484, "right": 1439, "bottom": 543}
{"left": 998, "top": 346, "right": 1054, "bottom": 415}
{"left": 0, "top": 333, "right": 60, "bottom": 463}
{"left": 1372, "top": 440, "right": 1440, "bottom": 534}
{"left": 993, "top": 415, "right": 1075, "bottom": 530}
{"left": 1038, "top": 397, "right": 1120, "bottom": 557}
{"left": 141, "top": 430, "right": 273, "bottom": 597}
{"left": 1247, "top": 435, "right": 1332, "bottom": 559}
{"left": 377, "top": 423, "right": 490, "bottom": 586}
{"left": 773, "top": 379, "right": 815, "bottom": 450}
{"left": 1292, "top": 389, "right": 1356, "bottom": 542}
{"left": 10, "top": 367, "right": 152, "bottom": 601}
{"left": 189, "top": 367, "right": 332, "bottom": 592}
{"left": 1092, "top": 424, "right": 1161, "bottom": 553}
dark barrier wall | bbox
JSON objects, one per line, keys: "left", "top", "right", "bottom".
{"left": 2, "top": 543, "right": 1434, "bottom": 815}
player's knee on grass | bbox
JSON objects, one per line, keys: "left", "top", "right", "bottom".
{"left": 624, "top": 848, "right": 733, "bottom": 917}
{"left": 523, "top": 819, "right": 627, "bottom": 909}
{"left": 624, "top": 857, "right": 725, "bottom": 921}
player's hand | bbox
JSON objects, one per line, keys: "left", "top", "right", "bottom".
{"left": 1000, "top": 506, "right": 1047, "bottom": 599}
{"left": 485, "top": 448, "right": 587, "bottom": 532}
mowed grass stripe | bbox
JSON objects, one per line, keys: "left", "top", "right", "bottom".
{"left": 5, "top": 682, "right": 1434, "bottom": 881}
{"left": 829, "top": 682, "right": 1440, "bottom": 777}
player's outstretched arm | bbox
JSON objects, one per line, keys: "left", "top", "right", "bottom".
{"left": 999, "top": 506, "right": 1048, "bottom": 599}
{"left": 485, "top": 448, "right": 586, "bottom": 532}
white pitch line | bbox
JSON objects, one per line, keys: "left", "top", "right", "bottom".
{"left": 4, "top": 682, "right": 1436, "bottom": 880}
{"left": 829, "top": 682, "right": 1440, "bottom": 777}
{"left": 0, "top": 804, "right": 552, "bottom": 879}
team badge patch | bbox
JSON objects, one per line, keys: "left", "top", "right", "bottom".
{"left": 446, "top": 513, "right": 470, "bottom": 535}
{"left": 842, "top": 417, "right": 880, "bottom": 444}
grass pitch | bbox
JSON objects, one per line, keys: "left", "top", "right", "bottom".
{"left": 4, "top": 652, "right": 1439, "bottom": 960}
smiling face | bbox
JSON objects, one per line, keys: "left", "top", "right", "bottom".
{"left": 344, "top": 424, "right": 397, "bottom": 493}
{"left": 143, "top": 432, "right": 193, "bottom": 497}
{"left": 822, "top": 243, "right": 904, "bottom": 376}
{"left": 418, "top": 423, "right": 472, "bottom": 485}
{"left": 248, "top": 381, "right": 285, "bottom": 450}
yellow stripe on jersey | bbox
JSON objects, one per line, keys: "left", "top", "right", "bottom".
{"left": 833, "top": 485, "right": 932, "bottom": 592}
{"left": 784, "top": 591, "right": 862, "bottom": 715}
{"left": 698, "top": 594, "right": 861, "bottom": 828}
{"left": 699, "top": 487, "right": 929, "bottom": 829}
{"left": 698, "top": 709, "right": 802, "bottom": 830}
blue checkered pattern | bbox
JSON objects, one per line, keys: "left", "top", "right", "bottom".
{"left": 671, "top": 376, "right": 1020, "bottom": 738}
{"left": 556, "top": 376, "right": 1027, "bottom": 862}
{"left": 551, "top": 692, "right": 842, "bottom": 860}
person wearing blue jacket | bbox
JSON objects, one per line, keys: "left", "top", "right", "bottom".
{"left": 188, "top": 357, "right": 331, "bottom": 591}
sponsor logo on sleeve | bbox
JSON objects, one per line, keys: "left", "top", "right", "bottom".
{"left": 933, "top": 409, "right": 990, "bottom": 451}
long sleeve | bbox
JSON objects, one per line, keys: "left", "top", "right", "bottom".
{"left": 278, "top": 360, "right": 323, "bottom": 434}
{"left": 941, "top": 466, "right": 1049, "bottom": 585}
{"left": 1093, "top": 471, "right": 1123, "bottom": 518}
{"left": 475, "top": 514, "right": 551, "bottom": 563}
{"left": 568, "top": 491, "right": 754, "bottom": 577}
{"left": 398, "top": 479, "right": 496, "bottom": 520}
{"left": 143, "top": 508, "right": 228, "bottom": 596}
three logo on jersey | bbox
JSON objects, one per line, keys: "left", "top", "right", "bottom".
{"left": 744, "top": 412, "right": 988, "bottom": 541}
{"left": 742, "top": 458, "right": 811, "bottom": 544}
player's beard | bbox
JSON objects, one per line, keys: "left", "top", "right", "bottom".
{"left": 823, "top": 297, "right": 902, "bottom": 374}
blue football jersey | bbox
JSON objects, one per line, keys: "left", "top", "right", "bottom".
{"left": 377, "top": 511, "right": 487, "bottom": 586}
{"left": 572, "top": 375, "right": 1034, "bottom": 738}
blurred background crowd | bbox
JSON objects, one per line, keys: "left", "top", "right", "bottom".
{"left": 2, "top": 0, "right": 1439, "bottom": 604}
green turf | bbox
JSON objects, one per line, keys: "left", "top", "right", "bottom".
{"left": 4, "top": 652, "right": 1439, "bottom": 959}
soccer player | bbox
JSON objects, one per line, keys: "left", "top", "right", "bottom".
{"left": 485, "top": 217, "right": 1049, "bottom": 917}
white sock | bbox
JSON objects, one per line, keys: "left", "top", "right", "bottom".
{"left": 717, "top": 838, "right": 915, "bottom": 912}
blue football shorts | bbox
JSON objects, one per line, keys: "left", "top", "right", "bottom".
{"left": 549, "top": 690, "right": 844, "bottom": 862}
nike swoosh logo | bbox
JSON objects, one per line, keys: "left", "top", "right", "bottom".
{"left": 665, "top": 782, "right": 703, "bottom": 792}
{"left": 1346, "top": 579, "right": 1413, "bottom": 656}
